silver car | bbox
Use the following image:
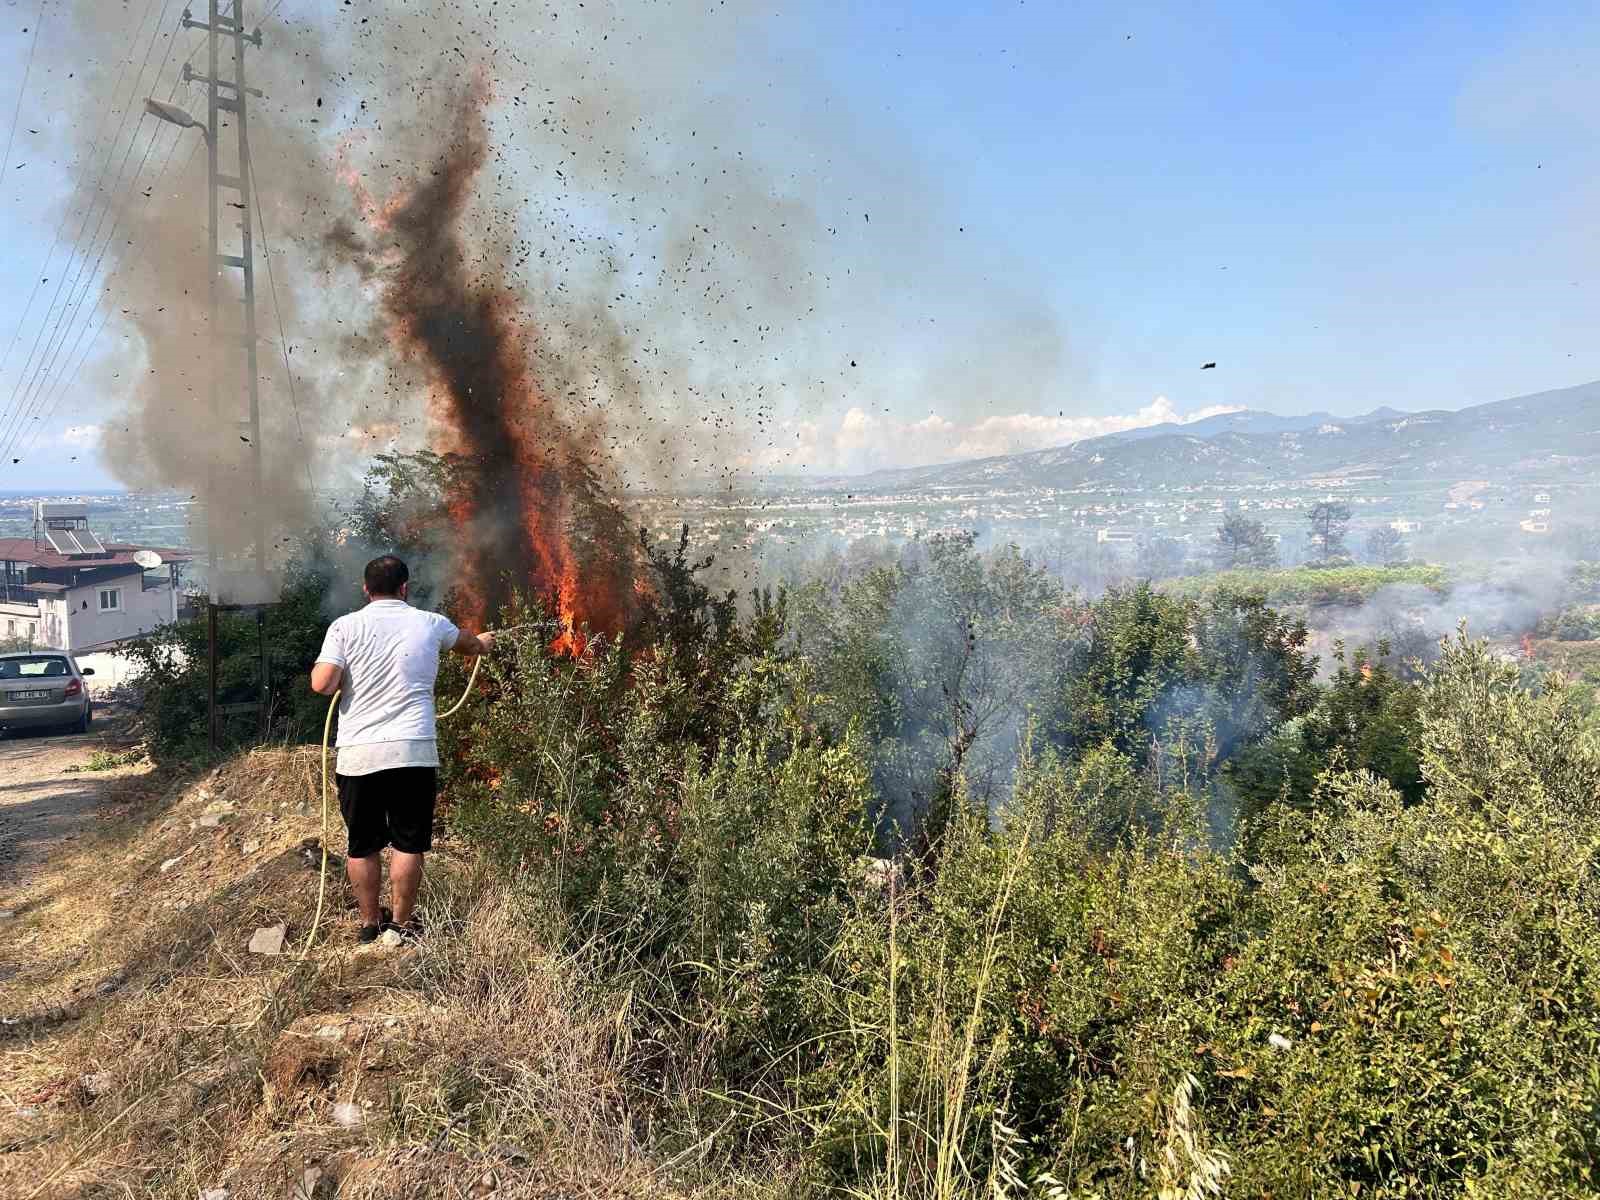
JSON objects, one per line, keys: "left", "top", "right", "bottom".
{"left": 0, "top": 651, "right": 95, "bottom": 735}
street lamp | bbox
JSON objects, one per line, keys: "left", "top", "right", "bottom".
{"left": 143, "top": 98, "right": 208, "bottom": 139}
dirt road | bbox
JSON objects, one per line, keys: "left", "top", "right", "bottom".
{"left": 0, "top": 710, "right": 146, "bottom": 898}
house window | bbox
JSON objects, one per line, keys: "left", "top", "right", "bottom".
{"left": 98, "top": 587, "right": 122, "bottom": 613}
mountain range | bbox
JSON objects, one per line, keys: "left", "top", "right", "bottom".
{"left": 785, "top": 381, "right": 1600, "bottom": 494}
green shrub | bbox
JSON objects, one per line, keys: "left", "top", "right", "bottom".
{"left": 1229, "top": 640, "right": 1426, "bottom": 823}
{"left": 784, "top": 633, "right": 1600, "bottom": 1197}
{"left": 1554, "top": 608, "right": 1598, "bottom": 642}
{"left": 790, "top": 534, "right": 1081, "bottom": 846}
{"left": 1059, "top": 583, "right": 1316, "bottom": 774}
{"left": 426, "top": 536, "right": 1600, "bottom": 1198}
{"left": 122, "top": 561, "right": 335, "bottom": 761}
{"left": 441, "top": 598, "right": 878, "bottom": 1146}
{"left": 1161, "top": 563, "right": 1449, "bottom": 607}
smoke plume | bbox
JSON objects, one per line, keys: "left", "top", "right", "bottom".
{"left": 44, "top": 0, "right": 1080, "bottom": 608}
{"left": 322, "top": 75, "right": 635, "bottom": 638}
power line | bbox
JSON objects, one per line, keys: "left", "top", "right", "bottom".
{"left": 0, "top": 0, "right": 159, "bottom": 406}
{"left": 252, "top": 175, "right": 316, "bottom": 493}
{"left": 0, "top": 0, "right": 172, "bottom": 442}
{"left": 0, "top": 9, "right": 189, "bottom": 455}
{"left": 0, "top": 0, "right": 47, "bottom": 178}
{"left": 0, "top": 0, "right": 181, "bottom": 456}
{"left": 0, "top": 115, "right": 175, "bottom": 463}
{"left": 9, "top": 131, "right": 202, "bottom": 467}
{"left": 6, "top": 0, "right": 294, "bottom": 470}
{"left": 0, "top": 70, "right": 195, "bottom": 467}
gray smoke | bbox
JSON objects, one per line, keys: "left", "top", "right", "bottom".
{"left": 46, "top": 0, "right": 1075, "bottom": 602}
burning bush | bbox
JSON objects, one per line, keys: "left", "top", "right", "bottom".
{"left": 325, "top": 80, "right": 641, "bottom": 649}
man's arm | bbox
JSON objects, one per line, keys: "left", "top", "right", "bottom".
{"left": 310, "top": 662, "right": 344, "bottom": 695}
{"left": 311, "top": 620, "right": 345, "bottom": 695}
{"left": 450, "top": 629, "right": 495, "bottom": 657}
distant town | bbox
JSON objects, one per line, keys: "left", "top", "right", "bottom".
{"left": 3, "top": 467, "right": 1580, "bottom": 589}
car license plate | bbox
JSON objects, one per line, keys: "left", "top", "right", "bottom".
{"left": 10, "top": 689, "right": 50, "bottom": 701}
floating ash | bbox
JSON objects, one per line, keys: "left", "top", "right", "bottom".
{"left": 325, "top": 79, "right": 637, "bottom": 647}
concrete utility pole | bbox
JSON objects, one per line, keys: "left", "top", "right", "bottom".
{"left": 180, "top": 1, "right": 267, "bottom": 590}
{"left": 150, "top": 3, "right": 271, "bottom": 755}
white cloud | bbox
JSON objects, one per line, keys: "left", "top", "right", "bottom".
{"left": 19, "top": 423, "right": 105, "bottom": 453}
{"left": 758, "top": 396, "right": 1242, "bottom": 474}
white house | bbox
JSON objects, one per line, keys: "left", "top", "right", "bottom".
{"left": 0, "top": 504, "right": 189, "bottom": 653}
{"left": 1389, "top": 519, "right": 1422, "bottom": 534}
{"left": 1096, "top": 528, "right": 1138, "bottom": 545}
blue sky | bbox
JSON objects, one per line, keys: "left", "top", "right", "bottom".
{"left": 0, "top": 0, "right": 1596, "bottom": 488}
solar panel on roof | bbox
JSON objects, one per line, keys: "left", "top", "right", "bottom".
{"left": 42, "top": 526, "right": 107, "bottom": 557}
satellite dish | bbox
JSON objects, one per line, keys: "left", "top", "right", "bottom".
{"left": 132, "top": 550, "right": 163, "bottom": 569}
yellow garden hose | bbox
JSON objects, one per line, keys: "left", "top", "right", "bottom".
{"left": 436, "top": 650, "right": 485, "bottom": 721}
{"left": 299, "top": 652, "right": 485, "bottom": 959}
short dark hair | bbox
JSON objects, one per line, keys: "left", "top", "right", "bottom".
{"left": 364, "top": 554, "right": 409, "bottom": 597}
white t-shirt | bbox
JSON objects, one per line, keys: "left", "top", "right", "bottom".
{"left": 315, "top": 599, "right": 460, "bottom": 776}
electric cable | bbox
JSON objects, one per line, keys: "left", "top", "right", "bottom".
{"left": 11, "top": 131, "right": 203, "bottom": 467}
{"left": 0, "top": 0, "right": 176, "bottom": 456}
{"left": 8, "top": 48, "right": 198, "bottom": 461}
{"left": 0, "top": 0, "right": 160, "bottom": 415}
{"left": 6, "top": 0, "right": 287, "bottom": 464}
{"left": 0, "top": 2, "right": 185, "bottom": 455}
{"left": 251, "top": 172, "right": 316, "bottom": 493}
{"left": 0, "top": 0, "right": 46, "bottom": 179}
{"left": 4, "top": 0, "right": 298, "bottom": 465}
{"left": 0, "top": 114, "right": 173, "bottom": 462}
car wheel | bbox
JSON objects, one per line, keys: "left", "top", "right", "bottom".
{"left": 77, "top": 707, "right": 91, "bottom": 735}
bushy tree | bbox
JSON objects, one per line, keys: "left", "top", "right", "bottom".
{"left": 1554, "top": 608, "right": 1598, "bottom": 642}
{"left": 343, "top": 449, "right": 466, "bottom": 608}
{"left": 1058, "top": 582, "right": 1315, "bottom": 773}
{"left": 1229, "top": 639, "right": 1426, "bottom": 824}
{"left": 1308, "top": 500, "right": 1353, "bottom": 561}
{"left": 122, "top": 559, "right": 336, "bottom": 760}
{"left": 790, "top": 534, "right": 1080, "bottom": 848}
{"left": 1137, "top": 533, "right": 1189, "bottom": 579}
{"left": 1213, "top": 512, "right": 1278, "bottom": 570}
{"left": 1366, "top": 524, "right": 1406, "bottom": 565}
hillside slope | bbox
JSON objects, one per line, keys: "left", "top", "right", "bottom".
{"left": 0, "top": 749, "right": 729, "bottom": 1200}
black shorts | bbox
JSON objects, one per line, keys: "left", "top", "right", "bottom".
{"left": 336, "top": 767, "right": 437, "bottom": 858}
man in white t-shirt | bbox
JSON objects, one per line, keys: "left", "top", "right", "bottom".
{"left": 311, "top": 555, "right": 493, "bottom": 943}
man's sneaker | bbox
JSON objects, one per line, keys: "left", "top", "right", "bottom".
{"left": 357, "top": 907, "right": 393, "bottom": 945}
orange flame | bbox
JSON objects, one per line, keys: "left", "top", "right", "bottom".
{"left": 330, "top": 77, "right": 638, "bottom": 654}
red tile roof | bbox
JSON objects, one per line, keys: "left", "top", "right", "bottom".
{"left": 0, "top": 538, "right": 192, "bottom": 570}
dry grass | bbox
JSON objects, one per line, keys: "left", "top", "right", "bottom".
{"left": 0, "top": 748, "right": 744, "bottom": 1199}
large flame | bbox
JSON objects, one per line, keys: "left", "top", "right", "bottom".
{"left": 329, "top": 78, "right": 637, "bottom": 650}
